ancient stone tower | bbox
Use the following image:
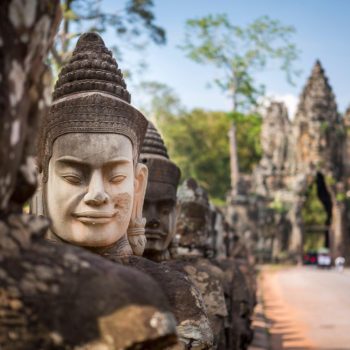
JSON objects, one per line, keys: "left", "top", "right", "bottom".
{"left": 292, "top": 60, "right": 342, "bottom": 175}
{"left": 230, "top": 60, "right": 350, "bottom": 262}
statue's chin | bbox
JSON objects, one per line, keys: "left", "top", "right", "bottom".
{"left": 53, "top": 224, "right": 125, "bottom": 248}
{"left": 145, "top": 239, "right": 166, "bottom": 252}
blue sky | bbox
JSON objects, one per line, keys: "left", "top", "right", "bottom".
{"left": 102, "top": 0, "right": 350, "bottom": 117}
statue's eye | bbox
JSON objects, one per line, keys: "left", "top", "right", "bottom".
{"left": 110, "top": 174, "right": 126, "bottom": 184}
{"left": 62, "top": 175, "right": 81, "bottom": 185}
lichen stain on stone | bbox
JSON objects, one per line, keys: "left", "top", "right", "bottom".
{"left": 97, "top": 305, "right": 173, "bottom": 349}
{"left": 150, "top": 311, "right": 175, "bottom": 336}
{"left": 9, "top": 61, "right": 25, "bottom": 106}
{"left": 9, "top": 0, "right": 37, "bottom": 29}
{"left": 195, "top": 271, "right": 209, "bottom": 283}
{"left": 34, "top": 265, "right": 53, "bottom": 281}
{"left": 190, "top": 285, "right": 202, "bottom": 310}
{"left": 183, "top": 264, "right": 197, "bottom": 276}
{"left": 177, "top": 316, "right": 213, "bottom": 349}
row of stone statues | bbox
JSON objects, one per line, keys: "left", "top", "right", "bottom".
{"left": 1, "top": 25, "right": 256, "bottom": 350}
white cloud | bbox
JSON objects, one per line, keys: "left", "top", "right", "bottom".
{"left": 256, "top": 93, "right": 299, "bottom": 120}
{"left": 270, "top": 93, "right": 299, "bottom": 119}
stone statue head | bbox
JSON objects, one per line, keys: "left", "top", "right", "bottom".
{"left": 36, "top": 33, "right": 148, "bottom": 256}
{"left": 260, "top": 101, "right": 290, "bottom": 171}
{"left": 140, "top": 122, "right": 181, "bottom": 261}
{"left": 176, "top": 178, "right": 211, "bottom": 256}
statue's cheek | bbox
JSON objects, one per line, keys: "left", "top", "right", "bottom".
{"left": 114, "top": 192, "right": 132, "bottom": 219}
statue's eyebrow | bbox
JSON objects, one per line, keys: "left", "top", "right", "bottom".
{"left": 55, "top": 156, "right": 131, "bottom": 168}
{"left": 55, "top": 156, "right": 88, "bottom": 167}
{"left": 103, "top": 157, "right": 131, "bottom": 167}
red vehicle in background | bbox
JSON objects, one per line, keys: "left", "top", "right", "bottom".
{"left": 303, "top": 249, "right": 332, "bottom": 267}
{"left": 303, "top": 251, "right": 318, "bottom": 265}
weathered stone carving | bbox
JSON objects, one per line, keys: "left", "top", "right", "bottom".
{"left": 138, "top": 124, "right": 215, "bottom": 348}
{"left": 116, "top": 255, "right": 214, "bottom": 349}
{"left": 211, "top": 207, "right": 256, "bottom": 350}
{"left": 0, "top": 5, "right": 178, "bottom": 349}
{"left": 176, "top": 179, "right": 213, "bottom": 256}
{"left": 260, "top": 102, "right": 290, "bottom": 173}
{"left": 230, "top": 60, "right": 350, "bottom": 262}
{"left": 1, "top": 218, "right": 178, "bottom": 349}
{"left": 140, "top": 122, "right": 181, "bottom": 262}
{"left": 293, "top": 60, "right": 342, "bottom": 174}
{"left": 35, "top": 32, "right": 149, "bottom": 257}
{"left": 34, "top": 32, "right": 214, "bottom": 349}
{"left": 173, "top": 179, "right": 229, "bottom": 349}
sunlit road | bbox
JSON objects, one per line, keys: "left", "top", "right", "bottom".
{"left": 250, "top": 266, "right": 350, "bottom": 350}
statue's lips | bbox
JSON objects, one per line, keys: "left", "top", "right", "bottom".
{"left": 73, "top": 211, "right": 116, "bottom": 224}
{"left": 145, "top": 229, "right": 165, "bottom": 240}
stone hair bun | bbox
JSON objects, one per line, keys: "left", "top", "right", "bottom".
{"left": 38, "top": 32, "right": 148, "bottom": 182}
{"left": 140, "top": 122, "right": 181, "bottom": 189}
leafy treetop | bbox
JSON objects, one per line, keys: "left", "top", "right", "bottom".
{"left": 52, "top": 0, "right": 166, "bottom": 71}
{"left": 180, "top": 14, "right": 300, "bottom": 112}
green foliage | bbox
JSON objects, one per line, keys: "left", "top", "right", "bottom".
{"left": 325, "top": 175, "right": 336, "bottom": 186}
{"left": 303, "top": 233, "right": 324, "bottom": 252}
{"left": 301, "top": 181, "right": 327, "bottom": 226}
{"left": 180, "top": 14, "right": 300, "bottom": 112}
{"left": 139, "top": 82, "right": 262, "bottom": 201}
{"left": 159, "top": 109, "right": 231, "bottom": 201}
{"left": 320, "top": 121, "right": 329, "bottom": 134}
{"left": 52, "top": 0, "right": 166, "bottom": 70}
{"left": 228, "top": 112, "right": 262, "bottom": 173}
{"left": 269, "top": 198, "right": 288, "bottom": 214}
{"left": 156, "top": 110, "right": 262, "bottom": 201}
{"left": 336, "top": 192, "right": 346, "bottom": 202}
{"left": 138, "top": 81, "right": 262, "bottom": 200}
{"left": 137, "top": 81, "right": 184, "bottom": 122}
{"left": 302, "top": 181, "right": 329, "bottom": 251}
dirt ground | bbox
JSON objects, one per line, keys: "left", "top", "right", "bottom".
{"left": 249, "top": 265, "right": 350, "bottom": 350}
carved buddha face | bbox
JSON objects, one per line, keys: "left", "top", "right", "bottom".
{"left": 143, "top": 184, "right": 177, "bottom": 252}
{"left": 46, "top": 133, "right": 147, "bottom": 247}
{"left": 177, "top": 201, "right": 211, "bottom": 249}
{"left": 176, "top": 179, "right": 212, "bottom": 254}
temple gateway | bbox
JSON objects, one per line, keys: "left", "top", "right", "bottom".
{"left": 227, "top": 60, "right": 350, "bottom": 263}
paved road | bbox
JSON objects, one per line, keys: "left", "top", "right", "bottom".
{"left": 250, "top": 266, "right": 350, "bottom": 350}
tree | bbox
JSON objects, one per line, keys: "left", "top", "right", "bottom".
{"left": 155, "top": 107, "right": 261, "bottom": 203}
{"left": 136, "top": 81, "right": 184, "bottom": 122}
{"left": 160, "top": 109, "right": 231, "bottom": 203}
{"left": 52, "top": 0, "right": 166, "bottom": 71}
{"left": 139, "top": 82, "right": 263, "bottom": 202}
{"left": 180, "top": 14, "right": 300, "bottom": 112}
{"left": 0, "top": 0, "right": 61, "bottom": 211}
{"left": 228, "top": 112, "right": 262, "bottom": 173}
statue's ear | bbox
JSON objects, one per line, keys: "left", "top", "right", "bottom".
{"left": 127, "top": 162, "right": 148, "bottom": 256}
{"left": 133, "top": 162, "right": 148, "bottom": 220}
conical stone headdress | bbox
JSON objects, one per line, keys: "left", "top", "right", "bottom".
{"left": 38, "top": 32, "right": 148, "bottom": 182}
{"left": 140, "top": 122, "right": 181, "bottom": 199}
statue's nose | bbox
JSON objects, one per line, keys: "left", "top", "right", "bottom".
{"left": 84, "top": 171, "right": 109, "bottom": 206}
{"left": 145, "top": 205, "right": 160, "bottom": 228}
{"left": 147, "top": 218, "right": 160, "bottom": 229}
